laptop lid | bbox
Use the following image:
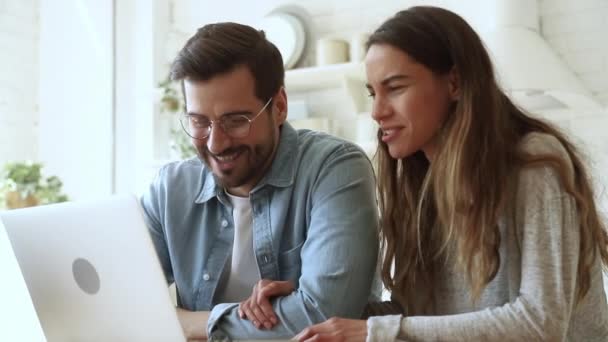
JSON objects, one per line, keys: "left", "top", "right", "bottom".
{"left": 1, "top": 194, "right": 185, "bottom": 342}
{"left": 0, "top": 219, "right": 46, "bottom": 341}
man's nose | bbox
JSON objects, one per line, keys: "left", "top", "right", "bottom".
{"left": 206, "top": 124, "right": 231, "bottom": 155}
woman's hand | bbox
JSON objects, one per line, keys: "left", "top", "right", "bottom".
{"left": 238, "top": 279, "right": 295, "bottom": 329}
{"left": 295, "top": 317, "right": 368, "bottom": 342}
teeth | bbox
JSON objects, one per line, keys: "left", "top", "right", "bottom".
{"left": 216, "top": 152, "right": 239, "bottom": 162}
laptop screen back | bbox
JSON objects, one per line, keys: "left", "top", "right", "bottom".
{"left": 1, "top": 195, "right": 185, "bottom": 342}
{"left": 0, "top": 220, "right": 46, "bottom": 341}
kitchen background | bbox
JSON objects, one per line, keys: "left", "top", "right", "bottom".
{"left": 0, "top": 0, "right": 607, "bottom": 216}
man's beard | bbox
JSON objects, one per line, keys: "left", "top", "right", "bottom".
{"left": 198, "top": 136, "right": 276, "bottom": 190}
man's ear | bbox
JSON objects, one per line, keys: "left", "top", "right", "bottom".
{"left": 274, "top": 86, "right": 288, "bottom": 124}
{"left": 448, "top": 67, "right": 460, "bottom": 101}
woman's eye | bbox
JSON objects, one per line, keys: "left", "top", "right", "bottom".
{"left": 367, "top": 92, "right": 376, "bottom": 98}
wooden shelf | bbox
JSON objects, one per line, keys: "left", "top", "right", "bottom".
{"left": 285, "top": 62, "right": 370, "bottom": 114}
{"left": 285, "top": 62, "right": 366, "bottom": 92}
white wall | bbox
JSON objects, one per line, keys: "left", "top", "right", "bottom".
{"left": 38, "top": 0, "right": 114, "bottom": 200}
{"left": 0, "top": 0, "right": 605, "bottom": 202}
{"left": 0, "top": 0, "right": 39, "bottom": 165}
{"left": 165, "top": 0, "right": 608, "bottom": 212}
{"left": 538, "top": 0, "right": 608, "bottom": 213}
{"left": 540, "top": 0, "right": 608, "bottom": 106}
{"left": 167, "top": 0, "right": 608, "bottom": 113}
{"left": 114, "top": 0, "right": 176, "bottom": 196}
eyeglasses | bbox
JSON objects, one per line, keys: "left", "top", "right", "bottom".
{"left": 179, "top": 97, "right": 273, "bottom": 140}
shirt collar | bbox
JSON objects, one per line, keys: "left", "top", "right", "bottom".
{"left": 194, "top": 122, "right": 298, "bottom": 203}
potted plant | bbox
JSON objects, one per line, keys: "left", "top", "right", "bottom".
{"left": 158, "top": 76, "right": 197, "bottom": 160}
{"left": 0, "top": 161, "right": 69, "bottom": 210}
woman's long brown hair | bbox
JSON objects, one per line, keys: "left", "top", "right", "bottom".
{"left": 370, "top": 6, "right": 608, "bottom": 314}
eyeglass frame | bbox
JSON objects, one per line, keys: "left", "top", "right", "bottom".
{"left": 179, "top": 97, "right": 273, "bottom": 140}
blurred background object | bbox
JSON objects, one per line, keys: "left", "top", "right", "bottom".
{"left": 0, "top": 0, "right": 605, "bottom": 212}
{"left": 0, "top": 161, "right": 68, "bottom": 210}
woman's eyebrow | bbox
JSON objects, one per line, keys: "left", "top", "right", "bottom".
{"left": 366, "top": 74, "right": 412, "bottom": 90}
{"left": 381, "top": 74, "right": 411, "bottom": 85}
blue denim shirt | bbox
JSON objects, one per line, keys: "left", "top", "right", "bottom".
{"left": 140, "top": 123, "right": 379, "bottom": 340}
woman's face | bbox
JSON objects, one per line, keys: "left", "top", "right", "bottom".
{"left": 365, "top": 43, "right": 458, "bottom": 161}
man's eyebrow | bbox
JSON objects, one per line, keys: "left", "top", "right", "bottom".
{"left": 221, "top": 110, "right": 254, "bottom": 116}
{"left": 186, "top": 110, "right": 252, "bottom": 117}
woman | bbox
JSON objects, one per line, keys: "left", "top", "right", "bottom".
{"left": 241, "top": 6, "right": 608, "bottom": 341}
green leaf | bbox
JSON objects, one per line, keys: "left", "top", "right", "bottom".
{"left": 1, "top": 161, "right": 69, "bottom": 208}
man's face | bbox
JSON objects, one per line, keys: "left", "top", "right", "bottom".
{"left": 183, "top": 65, "right": 287, "bottom": 196}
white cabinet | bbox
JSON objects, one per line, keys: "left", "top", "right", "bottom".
{"left": 286, "top": 62, "right": 369, "bottom": 113}
{"left": 285, "top": 62, "right": 378, "bottom": 157}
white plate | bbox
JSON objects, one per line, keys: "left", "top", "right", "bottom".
{"left": 258, "top": 13, "right": 306, "bottom": 69}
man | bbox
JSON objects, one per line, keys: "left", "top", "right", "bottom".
{"left": 140, "top": 22, "right": 379, "bottom": 340}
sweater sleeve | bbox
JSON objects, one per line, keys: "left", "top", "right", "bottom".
{"left": 368, "top": 163, "right": 581, "bottom": 341}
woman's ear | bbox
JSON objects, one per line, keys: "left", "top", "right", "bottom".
{"left": 448, "top": 67, "right": 460, "bottom": 101}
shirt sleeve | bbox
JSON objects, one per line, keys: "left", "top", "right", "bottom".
{"left": 368, "top": 165, "right": 581, "bottom": 341}
{"left": 140, "top": 165, "right": 174, "bottom": 285}
{"left": 208, "top": 145, "right": 380, "bottom": 340}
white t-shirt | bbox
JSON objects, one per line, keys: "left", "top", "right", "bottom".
{"left": 214, "top": 192, "right": 261, "bottom": 303}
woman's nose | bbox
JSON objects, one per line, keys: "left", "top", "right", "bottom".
{"left": 370, "top": 96, "right": 391, "bottom": 123}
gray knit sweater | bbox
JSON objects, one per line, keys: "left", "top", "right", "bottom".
{"left": 366, "top": 133, "right": 608, "bottom": 341}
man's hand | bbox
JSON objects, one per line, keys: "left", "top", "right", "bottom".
{"left": 294, "top": 317, "right": 367, "bottom": 342}
{"left": 176, "top": 307, "right": 210, "bottom": 341}
{"left": 238, "top": 279, "right": 295, "bottom": 329}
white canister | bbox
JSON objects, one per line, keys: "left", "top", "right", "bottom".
{"left": 349, "top": 32, "right": 370, "bottom": 62}
{"left": 316, "top": 38, "right": 349, "bottom": 66}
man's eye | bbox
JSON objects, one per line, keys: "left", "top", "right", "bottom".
{"left": 189, "top": 116, "right": 209, "bottom": 127}
{"left": 224, "top": 116, "right": 249, "bottom": 128}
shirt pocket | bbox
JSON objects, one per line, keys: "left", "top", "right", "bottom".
{"left": 278, "top": 241, "right": 304, "bottom": 284}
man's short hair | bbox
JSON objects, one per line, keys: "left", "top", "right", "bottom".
{"left": 170, "top": 22, "right": 285, "bottom": 102}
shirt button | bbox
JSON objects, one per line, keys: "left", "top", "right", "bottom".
{"left": 203, "top": 273, "right": 210, "bottom": 281}
{"left": 221, "top": 220, "right": 228, "bottom": 228}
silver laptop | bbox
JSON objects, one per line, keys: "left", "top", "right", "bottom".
{"left": 1, "top": 194, "right": 185, "bottom": 342}
{"left": 0, "top": 219, "right": 46, "bottom": 341}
